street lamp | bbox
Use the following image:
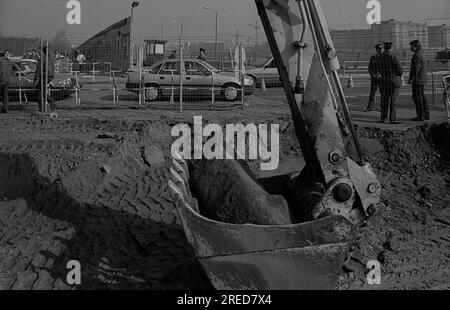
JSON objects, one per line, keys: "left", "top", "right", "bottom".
{"left": 170, "top": 16, "right": 184, "bottom": 112}
{"left": 204, "top": 6, "right": 218, "bottom": 61}
{"left": 130, "top": 1, "right": 140, "bottom": 70}
{"left": 247, "top": 21, "right": 260, "bottom": 47}
{"left": 170, "top": 16, "right": 184, "bottom": 37}
{"left": 248, "top": 21, "right": 261, "bottom": 63}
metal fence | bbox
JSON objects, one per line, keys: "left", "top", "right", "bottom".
{"left": 3, "top": 36, "right": 450, "bottom": 115}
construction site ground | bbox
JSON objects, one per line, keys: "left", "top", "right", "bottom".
{"left": 0, "top": 90, "right": 449, "bottom": 290}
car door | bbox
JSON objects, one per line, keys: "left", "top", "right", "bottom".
{"left": 158, "top": 61, "right": 181, "bottom": 97}
{"left": 183, "top": 61, "right": 212, "bottom": 100}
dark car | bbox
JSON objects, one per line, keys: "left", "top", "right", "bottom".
{"left": 0, "top": 57, "right": 81, "bottom": 102}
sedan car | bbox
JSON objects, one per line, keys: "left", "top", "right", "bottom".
{"left": 0, "top": 58, "right": 79, "bottom": 102}
{"left": 246, "top": 58, "right": 281, "bottom": 88}
{"left": 126, "top": 59, "right": 255, "bottom": 102}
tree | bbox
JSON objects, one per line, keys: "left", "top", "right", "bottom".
{"left": 50, "top": 29, "right": 72, "bottom": 52}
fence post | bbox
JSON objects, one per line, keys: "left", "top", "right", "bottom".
{"left": 179, "top": 36, "right": 183, "bottom": 114}
{"left": 210, "top": 72, "right": 215, "bottom": 109}
{"left": 432, "top": 73, "right": 436, "bottom": 107}
{"left": 111, "top": 71, "right": 118, "bottom": 106}
{"left": 138, "top": 46, "right": 144, "bottom": 106}
{"left": 170, "top": 71, "right": 175, "bottom": 106}
{"left": 74, "top": 71, "right": 81, "bottom": 106}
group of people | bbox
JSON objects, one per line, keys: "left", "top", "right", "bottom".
{"left": 367, "top": 40, "right": 429, "bottom": 123}
{"left": 0, "top": 46, "right": 55, "bottom": 114}
{"left": 168, "top": 48, "right": 207, "bottom": 61}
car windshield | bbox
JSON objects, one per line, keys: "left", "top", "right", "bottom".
{"left": 197, "top": 60, "right": 220, "bottom": 73}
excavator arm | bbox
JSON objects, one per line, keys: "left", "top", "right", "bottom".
{"left": 256, "top": 0, "right": 380, "bottom": 223}
{"left": 168, "top": 0, "right": 382, "bottom": 290}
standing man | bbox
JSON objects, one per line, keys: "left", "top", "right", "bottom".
{"left": 197, "top": 48, "right": 207, "bottom": 61}
{"left": 34, "top": 46, "right": 55, "bottom": 112}
{"left": 168, "top": 50, "right": 177, "bottom": 59}
{"left": 378, "top": 42, "right": 403, "bottom": 124}
{"left": 409, "top": 40, "right": 429, "bottom": 121}
{"left": 366, "top": 44, "right": 383, "bottom": 112}
{"left": 0, "top": 51, "right": 11, "bottom": 114}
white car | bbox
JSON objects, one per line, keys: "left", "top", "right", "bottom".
{"left": 126, "top": 59, "right": 255, "bottom": 102}
{"left": 246, "top": 58, "right": 281, "bottom": 88}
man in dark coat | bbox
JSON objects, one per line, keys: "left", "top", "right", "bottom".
{"left": 366, "top": 44, "right": 384, "bottom": 112}
{"left": 408, "top": 40, "right": 429, "bottom": 121}
{"left": 378, "top": 42, "right": 403, "bottom": 124}
{"left": 168, "top": 50, "right": 177, "bottom": 59}
{"left": 197, "top": 48, "right": 207, "bottom": 61}
{"left": 33, "top": 46, "right": 55, "bottom": 112}
{"left": 0, "top": 51, "right": 12, "bottom": 114}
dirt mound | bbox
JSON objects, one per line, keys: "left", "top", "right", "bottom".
{"left": 337, "top": 122, "right": 450, "bottom": 290}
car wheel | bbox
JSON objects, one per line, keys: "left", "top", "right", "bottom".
{"left": 144, "top": 84, "right": 161, "bottom": 102}
{"left": 222, "top": 83, "right": 240, "bottom": 102}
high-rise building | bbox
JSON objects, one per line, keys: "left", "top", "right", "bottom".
{"left": 331, "top": 19, "right": 429, "bottom": 50}
{"left": 428, "top": 25, "right": 450, "bottom": 48}
{"left": 371, "top": 19, "right": 428, "bottom": 49}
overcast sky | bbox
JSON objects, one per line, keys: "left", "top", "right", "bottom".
{"left": 0, "top": 0, "right": 448, "bottom": 43}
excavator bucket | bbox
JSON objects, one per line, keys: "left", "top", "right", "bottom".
{"left": 169, "top": 0, "right": 381, "bottom": 290}
{"left": 169, "top": 156, "right": 354, "bottom": 290}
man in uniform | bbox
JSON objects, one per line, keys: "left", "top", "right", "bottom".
{"left": 408, "top": 40, "right": 429, "bottom": 121}
{"left": 378, "top": 42, "right": 403, "bottom": 124}
{"left": 33, "top": 46, "right": 55, "bottom": 112}
{"left": 366, "top": 44, "right": 384, "bottom": 112}
{"left": 0, "top": 51, "right": 11, "bottom": 114}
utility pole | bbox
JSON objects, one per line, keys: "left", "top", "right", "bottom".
{"left": 130, "top": 1, "right": 140, "bottom": 70}
{"left": 204, "top": 6, "right": 219, "bottom": 61}
{"left": 248, "top": 21, "right": 261, "bottom": 62}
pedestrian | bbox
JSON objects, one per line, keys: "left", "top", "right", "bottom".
{"left": 0, "top": 51, "right": 12, "bottom": 114}
{"left": 33, "top": 46, "right": 55, "bottom": 112}
{"left": 366, "top": 44, "right": 384, "bottom": 112}
{"left": 168, "top": 50, "right": 177, "bottom": 59}
{"left": 408, "top": 40, "right": 429, "bottom": 121}
{"left": 378, "top": 42, "right": 403, "bottom": 124}
{"left": 197, "top": 48, "right": 207, "bottom": 61}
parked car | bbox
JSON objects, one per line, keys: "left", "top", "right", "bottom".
{"left": 0, "top": 58, "right": 80, "bottom": 102}
{"left": 126, "top": 59, "right": 255, "bottom": 102}
{"left": 246, "top": 58, "right": 281, "bottom": 88}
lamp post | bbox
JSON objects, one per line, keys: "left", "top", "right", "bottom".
{"left": 248, "top": 21, "right": 260, "bottom": 63}
{"left": 204, "top": 6, "right": 218, "bottom": 61}
{"left": 130, "top": 1, "right": 140, "bottom": 70}
{"left": 171, "top": 16, "right": 184, "bottom": 113}
{"left": 247, "top": 21, "right": 260, "bottom": 48}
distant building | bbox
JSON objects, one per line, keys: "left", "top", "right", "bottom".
{"left": 331, "top": 19, "right": 429, "bottom": 50}
{"left": 372, "top": 19, "right": 428, "bottom": 49}
{"left": 428, "top": 24, "right": 450, "bottom": 48}
{"left": 77, "top": 17, "right": 131, "bottom": 71}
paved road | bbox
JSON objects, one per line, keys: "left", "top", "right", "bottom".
{"left": 1, "top": 77, "right": 448, "bottom": 132}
